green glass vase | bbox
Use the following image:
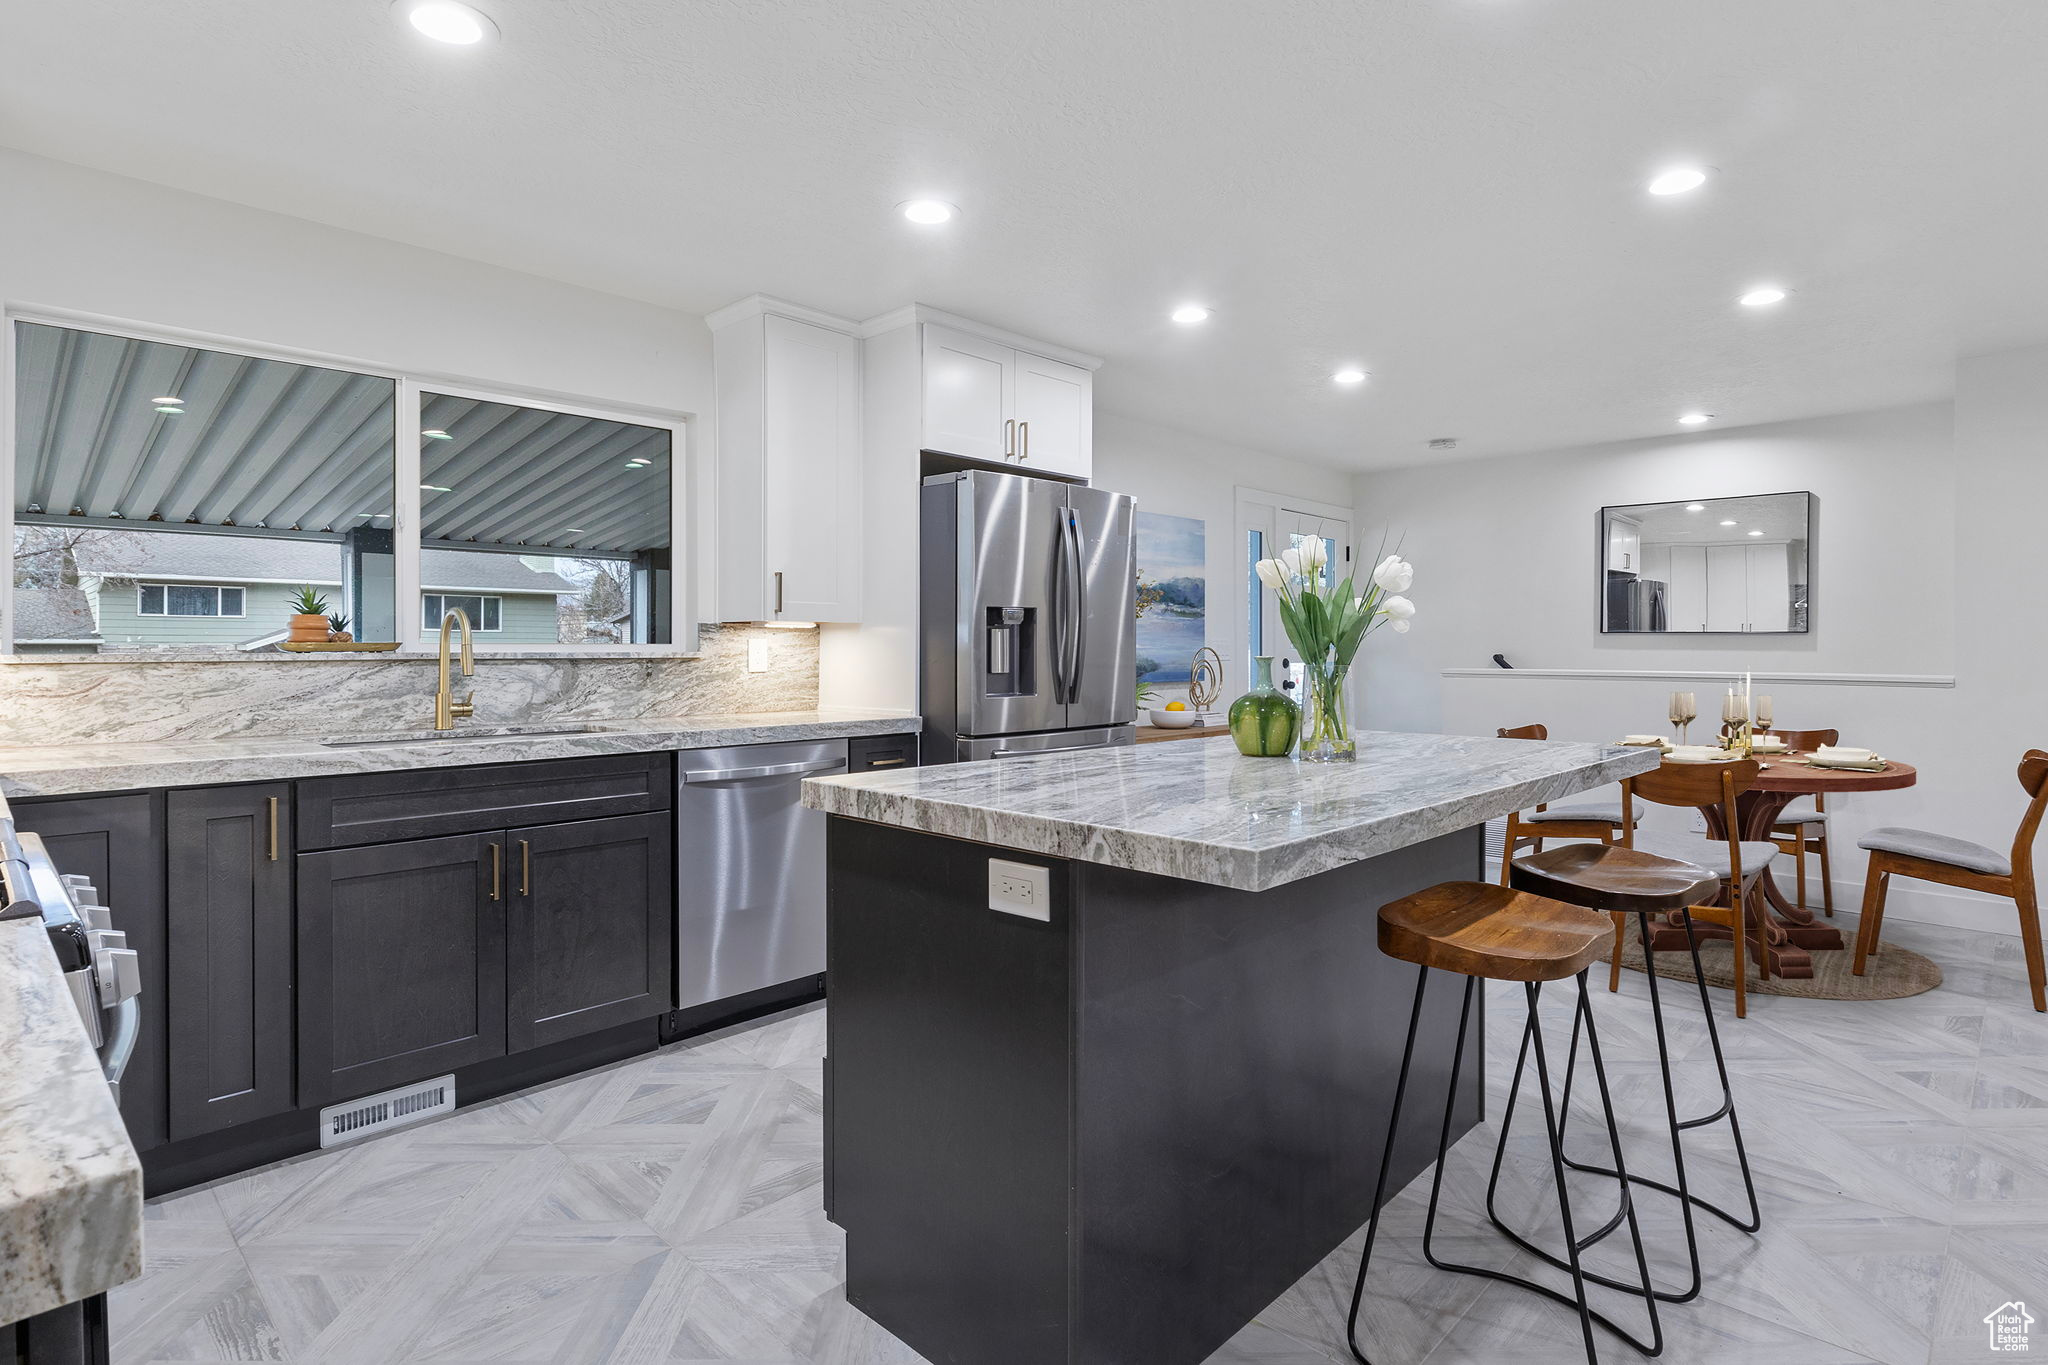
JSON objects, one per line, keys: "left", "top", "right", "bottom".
{"left": 1229, "top": 655, "right": 1299, "bottom": 757}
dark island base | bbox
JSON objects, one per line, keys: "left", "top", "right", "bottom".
{"left": 824, "top": 818, "right": 1486, "bottom": 1365}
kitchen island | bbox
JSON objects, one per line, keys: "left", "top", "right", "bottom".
{"left": 802, "top": 730, "right": 1659, "bottom": 1365}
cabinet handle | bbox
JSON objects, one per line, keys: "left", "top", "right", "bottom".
{"left": 266, "top": 796, "right": 279, "bottom": 861}
{"left": 867, "top": 757, "right": 907, "bottom": 767}
{"left": 519, "top": 839, "right": 531, "bottom": 896}
{"left": 773, "top": 571, "right": 784, "bottom": 616}
{"left": 1020, "top": 420, "right": 1029, "bottom": 461}
{"left": 1004, "top": 418, "right": 1016, "bottom": 459}
{"left": 490, "top": 842, "right": 502, "bottom": 902}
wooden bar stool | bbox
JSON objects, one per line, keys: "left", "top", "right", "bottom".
{"left": 1345, "top": 882, "right": 1661, "bottom": 1365}
{"left": 1496, "top": 724, "right": 1638, "bottom": 885}
{"left": 1618, "top": 757, "right": 1778, "bottom": 1019}
{"left": 1767, "top": 727, "right": 1840, "bottom": 915}
{"left": 1506, "top": 844, "right": 1764, "bottom": 1304}
{"left": 1855, "top": 749, "right": 2048, "bottom": 1011}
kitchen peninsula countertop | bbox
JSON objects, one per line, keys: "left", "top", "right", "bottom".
{"left": 0, "top": 919, "right": 142, "bottom": 1326}
{"left": 804, "top": 729, "right": 1658, "bottom": 892}
{"left": 0, "top": 709, "right": 919, "bottom": 798}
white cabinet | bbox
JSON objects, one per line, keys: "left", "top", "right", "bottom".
{"left": 919, "top": 323, "right": 1093, "bottom": 480}
{"left": 1666, "top": 543, "right": 1708, "bottom": 631}
{"left": 710, "top": 301, "right": 863, "bottom": 623}
{"left": 1744, "top": 542, "right": 1791, "bottom": 631}
{"left": 1700, "top": 540, "right": 1792, "bottom": 632}
{"left": 1605, "top": 516, "right": 1642, "bottom": 574}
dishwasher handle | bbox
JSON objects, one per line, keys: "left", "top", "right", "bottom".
{"left": 684, "top": 757, "right": 849, "bottom": 785}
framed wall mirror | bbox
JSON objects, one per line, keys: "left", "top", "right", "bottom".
{"left": 1600, "top": 491, "right": 1811, "bottom": 634}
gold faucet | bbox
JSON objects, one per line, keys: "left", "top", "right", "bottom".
{"left": 433, "top": 608, "right": 476, "bottom": 730}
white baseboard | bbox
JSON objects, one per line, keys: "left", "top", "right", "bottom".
{"left": 1442, "top": 667, "right": 1954, "bottom": 688}
{"left": 1831, "top": 875, "right": 2017, "bottom": 934}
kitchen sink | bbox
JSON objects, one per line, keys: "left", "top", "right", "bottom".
{"left": 320, "top": 724, "right": 606, "bottom": 747}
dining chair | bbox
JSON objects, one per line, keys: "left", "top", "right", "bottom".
{"left": 1854, "top": 749, "right": 2048, "bottom": 1012}
{"left": 1494, "top": 724, "right": 1635, "bottom": 884}
{"left": 1618, "top": 757, "right": 1778, "bottom": 1018}
{"left": 1767, "top": 727, "right": 1840, "bottom": 916}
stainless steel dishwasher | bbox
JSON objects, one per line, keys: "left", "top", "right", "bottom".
{"left": 675, "top": 738, "right": 848, "bottom": 1009}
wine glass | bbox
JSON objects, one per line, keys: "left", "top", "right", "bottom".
{"left": 1754, "top": 694, "right": 1774, "bottom": 733}
{"left": 1721, "top": 690, "right": 1745, "bottom": 748}
{"left": 1668, "top": 690, "right": 1697, "bottom": 746}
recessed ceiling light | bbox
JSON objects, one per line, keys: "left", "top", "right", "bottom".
{"left": 564, "top": 528, "right": 588, "bottom": 534}
{"left": 154, "top": 405, "right": 184, "bottom": 415}
{"left": 421, "top": 484, "right": 453, "bottom": 492}
{"left": 1720, "top": 520, "right": 1738, "bottom": 527}
{"left": 1685, "top": 503, "right": 1706, "bottom": 511}
{"left": 1747, "top": 529, "right": 1764, "bottom": 537}
{"left": 899, "top": 200, "right": 957, "bottom": 225}
{"left": 1647, "top": 166, "right": 1710, "bottom": 196}
{"left": 1332, "top": 368, "right": 1368, "bottom": 385}
{"left": 1739, "top": 287, "right": 1788, "bottom": 307}
{"left": 421, "top": 428, "right": 454, "bottom": 440}
{"left": 1170, "top": 304, "right": 1212, "bottom": 326}
{"left": 625, "top": 459, "right": 650, "bottom": 468}
{"left": 1677, "top": 412, "right": 1713, "bottom": 426}
{"left": 398, "top": 0, "right": 497, "bottom": 45}
{"left": 151, "top": 395, "right": 183, "bottom": 405}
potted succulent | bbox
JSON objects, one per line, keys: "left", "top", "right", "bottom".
{"left": 285, "top": 586, "right": 332, "bottom": 643}
{"left": 326, "top": 613, "right": 354, "bottom": 644}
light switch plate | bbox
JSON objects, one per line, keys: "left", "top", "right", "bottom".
{"left": 748, "top": 638, "right": 771, "bottom": 673}
{"left": 988, "top": 858, "right": 1051, "bottom": 921}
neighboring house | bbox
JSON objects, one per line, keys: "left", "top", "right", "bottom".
{"left": 64, "top": 533, "right": 576, "bottom": 649}
{"left": 12, "top": 586, "right": 102, "bottom": 655}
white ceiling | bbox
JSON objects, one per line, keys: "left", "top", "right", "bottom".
{"left": 4, "top": 0, "right": 2047, "bottom": 471}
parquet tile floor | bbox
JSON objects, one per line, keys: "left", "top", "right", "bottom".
{"left": 112, "top": 911, "right": 2048, "bottom": 1364}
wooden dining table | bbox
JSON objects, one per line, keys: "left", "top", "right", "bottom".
{"left": 1645, "top": 752, "right": 1919, "bottom": 979}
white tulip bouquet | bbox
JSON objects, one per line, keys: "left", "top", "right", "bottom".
{"left": 1252, "top": 541, "right": 1417, "bottom": 761}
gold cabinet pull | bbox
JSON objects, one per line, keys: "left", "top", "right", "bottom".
{"left": 267, "top": 795, "right": 280, "bottom": 861}
{"left": 519, "top": 839, "right": 532, "bottom": 896}
{"left": 774, "top": 571, "right": 784, "bottom": 615}
{"left": 1020, "top": 420, "right": 1030, "bottom": 461}
{"left": 1004, "top": 417, "right": 1016, "bottom": 459}
{"left": 868, "top": 757, "right": 907, "bottom": 767}
{"left": 490, "top": 842, "right": 502, "bottom": 902}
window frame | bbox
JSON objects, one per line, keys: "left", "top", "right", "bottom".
{"left": 135, "top": 582, "right": 247, "bottom": 619}
{"left": 0, "top": 308, "right": 697, "bottom": 658}
{"left": 421, "top": 593, "right": 504, "bottom": 634}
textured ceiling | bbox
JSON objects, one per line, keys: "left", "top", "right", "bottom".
{"left": 4, "top": 0, "right": 2047, "bottom": 469}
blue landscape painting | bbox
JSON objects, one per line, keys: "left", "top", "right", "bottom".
{"left": 1134, "top": 510, "right": 1205, "bottom": 682}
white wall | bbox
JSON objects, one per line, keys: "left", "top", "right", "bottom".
{"left": 1094, "top": 410, "right": 1355, "bottom": 702}
{"left": 1350, "top": 400, "right": 2007, "bottom": 928}
{"left": 0, "top": 148, "right": 720, "bottom": 621}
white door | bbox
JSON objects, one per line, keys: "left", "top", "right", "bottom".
{"left": 1705, "top": 543, "right": 1748, "bottom": 632}
{"left": 1012, "top": 351, "right": 1092, "bottom": 479}
{"left": 763, "top": 316, "right": 862, "bottom": 621}
{"left": 920, "top": 324, "right": 1012, "bottom": 464}
{"left": 1666, "top": 543, "right": 1708, "bottom": 631}
{"left": 1745, "top": 542, "right": 1791, "bottom": 631}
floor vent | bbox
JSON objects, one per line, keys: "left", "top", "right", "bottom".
{"left": 319, "top": 1075, "right": 455, "bottom": 1148}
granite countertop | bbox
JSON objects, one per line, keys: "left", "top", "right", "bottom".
{"left": 0, "top": 920, "right": 143, "bottom": 1326}
{"left": 0, "top": 709, "right": 920, "bottom": 798}
{"left": 802, "top": 730, "right": 1660, "bottom": 892}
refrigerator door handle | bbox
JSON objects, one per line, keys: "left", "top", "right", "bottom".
{"left": 1049, "top": 514, "right": 1071, "bottom": 704}
{"left": 1063, "top": 509, "right": 1086, "bottom": 703}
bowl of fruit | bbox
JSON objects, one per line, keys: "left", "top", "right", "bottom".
{"left": 1148, "top": 703, "right": 1201, "bottom": 729}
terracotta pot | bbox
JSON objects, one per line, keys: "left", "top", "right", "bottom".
{"left": 287, "top": 613, "right": 331, "bottom": 643}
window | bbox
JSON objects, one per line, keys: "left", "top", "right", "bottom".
{"left": 7, "top": 317, "right": 688, "bottom": 655}
{"left": 423, "top": 594, "right": 501, "bottom": 632}
{"left": 137, "top": 584, "right": 245, "bottom": 617}
{"left": 12, "top": 320, "right": 392, "bottom": 653}
{"left": 418, "top": 391, "right": 671, "bottom": 646}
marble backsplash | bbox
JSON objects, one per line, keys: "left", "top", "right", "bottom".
{"left": 0, "top": 624, "right": 822, "bottom": 745}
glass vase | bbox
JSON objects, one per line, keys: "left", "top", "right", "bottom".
{"left": 1298, "top": 662, "right": 1356, "bottom": 763}
{"left": 1228, "top": 655, "right": 1299, "bottom": 757}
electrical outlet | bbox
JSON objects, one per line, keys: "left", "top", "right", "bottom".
{"left": 1690, "top": 810, "right": 1708, "bottom": 834}
{"left": 988, "top": 858, "right": 1051, "bottom": 921}
{"left": 748, "top": 637, "right": 771, "bottom": 673}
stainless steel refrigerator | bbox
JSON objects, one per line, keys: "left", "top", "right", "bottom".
{"left": 920, "top": 470, "right": 1138, "bottom": 763}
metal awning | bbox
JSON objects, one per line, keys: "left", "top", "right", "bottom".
{"left": 13, "top": 323, "right": 672, "bottom": 556}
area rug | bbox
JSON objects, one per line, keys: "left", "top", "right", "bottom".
{"left": 1616, "top": 920, "right": 1942, "bottom": 1001}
